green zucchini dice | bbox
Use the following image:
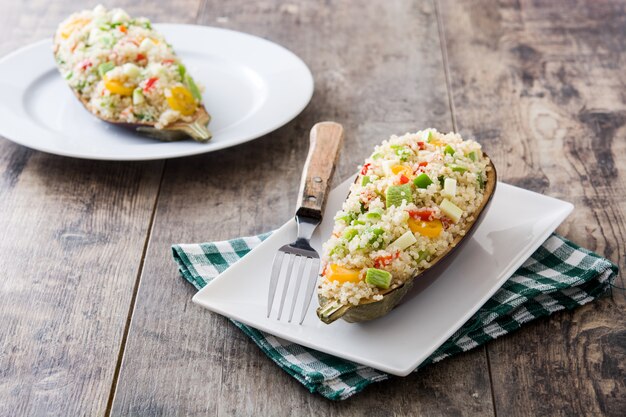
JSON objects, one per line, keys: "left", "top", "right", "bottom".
{"left": 185, "top": 74, "right": 202, "bottom": 100}
{"left": 448, "top": 164, "right": 467, "bottom": 174}
{"left": 477, "top": 172, "right": 485, "bottom": 189}
{"left": 365, "top": 268, "right": 392, "bottom": 289}
{"left": 98, "top": 62, "right": 115, "bottom": 77}
{"left": 413, "top": 173, "right": 433, "bottom": 189}
{"left": 367, "top": 227, "right": 384, "bottom": 244}
{"left": 416, "top": 250, "right": 431, "bottom": 262}
{"left": 365, "top": 211, "right": 382, "bottom": 221}
{"left": 342, "top": 228, "right": 359, "bottom": 241}
{"left": 386, "top": 184, "right": 413, "bottom": 207}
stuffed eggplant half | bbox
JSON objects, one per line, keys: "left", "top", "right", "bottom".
{"left": 317, "top": 129, "right": 496, "bottom": 324}
{"left": 53, "top": 5, "right": 211, "bottom": 142}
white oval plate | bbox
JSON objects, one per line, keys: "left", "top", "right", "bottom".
{"left": 192, "top": 177, "right": 573, "bottom": 376}
{"left": 0, "top": 24, "right": 313, "bottom": 160}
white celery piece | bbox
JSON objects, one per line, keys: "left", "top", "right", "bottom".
{"left": 440, "top": 198, "right": 463, "bottom": 223}
{"left": 382, "top": 159, "right": 397, "bottom": 176}
{"left": 140, "top": 37, "right": 155, "bottom": 50}
{"left": 122, "top": 62, "right": 140, "bottom": 78}
{"left": 387, "top": 230, "right": 417, "bottom": 251}
{"left": 132, "top": 88, "right": 145, "bottom": 105}
{"left": 365, "top": 208, "right": 383, "bottom": 222}
{"left": 442, "top": 178, "right": 457, "bottom": 197}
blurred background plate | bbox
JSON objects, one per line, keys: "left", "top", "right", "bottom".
{"left": 0, "top": 24, "right": 313, "bottom": 160}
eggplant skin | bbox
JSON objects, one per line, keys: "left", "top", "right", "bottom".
{"left": 317, "top": 158, "right": 497, "bottom": 324}
{"left": 318, "top": 281, "right": 414, "bottom": 324}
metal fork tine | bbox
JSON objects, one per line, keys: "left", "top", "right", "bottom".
{"left": 276, "top": 254, "right": 297, "bottom": 320}
{"left": 299, "top": 258, "right": 320, "bottom": 324}
{"left": 288, "top": 256, "right": 308, "bottom": 322}
{"left": 267, "top": 251, "right": 285, "bottom": 317}
{"left": 267, "top": 121, "right": 342, "bottom": 323}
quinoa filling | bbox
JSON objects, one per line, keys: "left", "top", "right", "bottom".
{"left": 53, "top": 5, "right": 204, "bottom": 129}
{"left": 318, "top": 129, "right": 491, "bottom": 307}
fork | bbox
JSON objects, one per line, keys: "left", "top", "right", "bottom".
{"left": 267, "top": 121, "right": 344, "bottom": 324}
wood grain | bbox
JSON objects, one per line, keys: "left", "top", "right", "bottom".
{"left": 0, "top": 155, "right": 163, "bottom": 417}
{"left": 109, "top": 1, "right": 495, "bottom": 416}
{"left": 437, "top": 0, "right": 626, "bottom": 415}
{"left": 2, "top": 0, "right": 624, "bottom": 415}
{"left": 0, "top": 1, "right": 199, "bottom": 416}
{"left": 296, "top": 122, "right": 344, "bottom": 219}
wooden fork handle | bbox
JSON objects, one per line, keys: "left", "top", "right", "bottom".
{"left": 295, "top": 122, "right": 344, "bottom": 220}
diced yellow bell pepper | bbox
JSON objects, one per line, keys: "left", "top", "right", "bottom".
{"left": 60, "top": 17, "right": 91, "bottom": 39}
{"left": 325, "top": 264, "right": 362, "bottom": 284}
{"left": 104, "top": 76, "right": 134, "bottom": 96}
{"left": 408, "top": 218, "right": 443, "bottom": 238}
{"left": 137, "top": 36, "right": 160, "bottom": 47}
{"left": 391, "top": 164, "right": 413, "bottom": 178}
{"left": 166, "top": 86, "right": 197, "bottom": 116}
{"left": 428, "top": 139, "right": 444, "bottom": 147}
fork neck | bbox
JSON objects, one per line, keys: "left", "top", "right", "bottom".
{"left": 295, "top": 214, "right": 318, "bottom": 242}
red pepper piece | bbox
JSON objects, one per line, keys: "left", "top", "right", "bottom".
{"left": 360, "top": 163, "right": 371, "bottom": 175}
{"left": 374, "top": 252, "right": 400, "bottom": 268}
{"left": 408, "top": 208, "right": 434, "bottom": 221}
{"left": 79, "top": 60, "right": 92, "bottom": 71}
{"left": 414, "top": 161, "right": 428, "bottom": 173}
{"left": 143, "top": 77, "right": 158, "bottom": 92}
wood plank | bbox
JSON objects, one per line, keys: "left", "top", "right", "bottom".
{"left": 0, "top": 1, "right": 202, "bottom": 416}
{"left": 111, "top": 1, "right": 496, "bottom": 416}
{"left": 438, "top": 0, "right": 626, "bottom": 415}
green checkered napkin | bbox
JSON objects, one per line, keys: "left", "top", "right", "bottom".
{"left": 172, "top": 233, "right": 618, "bottom": 401}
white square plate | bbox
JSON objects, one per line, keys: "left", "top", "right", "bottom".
{"left": 193, "top": 176, "right": 573, "bottom": 376}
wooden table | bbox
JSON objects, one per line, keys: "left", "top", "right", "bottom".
{"left": 1, "top": 1, "right": 624, "bottom": 415}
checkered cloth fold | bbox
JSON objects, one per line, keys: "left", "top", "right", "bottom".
{"left": 172, "top": 233, "right": 618, "bottom": 400}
